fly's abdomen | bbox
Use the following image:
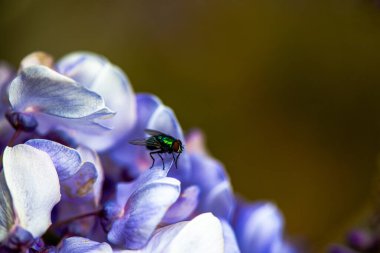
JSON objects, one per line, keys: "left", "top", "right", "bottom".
{"left": 146, "top": 136, "right": 162, "bottom": 150}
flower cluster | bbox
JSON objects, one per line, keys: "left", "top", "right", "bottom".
{"left": 0, "top": 52, "right": 297, "bottom": 253}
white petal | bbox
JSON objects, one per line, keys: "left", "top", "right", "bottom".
{"left": 120, "top": 213, "right": 224, "bottom": 253}
{"left": 221, "top": 219, "right": 241, "bottom": 253}
{"left": 3, "top": 145, "right": 61, "bottom": 237}
{"left": 0, "top": 172, "right": 15, "bottom": 242}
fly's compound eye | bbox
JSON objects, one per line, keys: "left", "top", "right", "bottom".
{"left": 173, "top": 141, "right": 181, "bottom": 153}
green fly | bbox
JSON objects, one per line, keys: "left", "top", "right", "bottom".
{"left": 129, "top": 129, "right": 184, "bottom": 170}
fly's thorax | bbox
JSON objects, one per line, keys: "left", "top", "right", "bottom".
{"left": 155, "top": 135, "right": 175, "bottom": 148}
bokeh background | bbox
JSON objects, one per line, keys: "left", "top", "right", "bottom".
{"left": 1, "top": 0, "right": 380, "bottom": 251}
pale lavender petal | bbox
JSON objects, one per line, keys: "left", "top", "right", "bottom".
{"left": 162, "top": 185, "right": 200, "bottom": 224}
{"left": 56, "top": 147, "right": 104, "bottom": 237}
{"left": 203, "top": 180, "right": 235, "bottom": 220}
{"left": 107, "top": 177, "right": 180, "bottom": 249}
{"left": 54, "top": 144, "right": 103, "bottom": 240}
{"left": 115, "top": 182, "right": 136, "bottom": 208}
{"left": 61, "top": 162, "right": 97, "bottom": 199}
{"left": 25, "top": 139, "right": 82, "bottom": 180}
{"left": 109, "top": 93, "right": 163, "bottom": 175}
{"left": 59, "top": 237, "right": 112, "bottom": 253}
{"left": 233, "top": 202, "right": 285, "bottom": 253}
{"left": 189, "top": 153, "right": 235, "bottom": 220}
{"left": 3, "top": 145, "right": 61, "bottom": 237}
{"left": 117, "top": 213, "right": 224, "bottom": 253}
{"left": 51, "top": 145, "right": 102, "bottom": 205}
{"left": 221, "top": 220, "right": 241, "bottom": 253}
{"left": 56, "top": 52, "right": 136, "bottom": 151}
{"left": 135, "top": 94, "right": 164, "bottom": 129}
{"left": 0, "top": 172, "right": 14, "bottom": 242}
{"left": 8, "top": 65, "right": 114, "bottom": 134}
{"left": 125, "top": 160, "right": 173, "bottom": 198}
{"left": 77, "top": 146, "right": 104, "bottom": 205}
{"left": 110, "top": 162, "right": 173, "bottom": 223}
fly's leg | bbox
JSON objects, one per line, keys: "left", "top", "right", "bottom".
{"left": 172, "top": 153, "right": 176, "bottom": 169}
{"left": 149, "top": 152, "right": 156, "bottom": 169}
{"left": 175, "top": 152, "right": 181, "bottom": 169}
{"left": 157, "top": 152, "right": 165, "bottom": 170}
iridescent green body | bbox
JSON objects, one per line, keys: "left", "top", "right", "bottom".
{"left": 147, "top": 135, "right": 175, "bottom": 151}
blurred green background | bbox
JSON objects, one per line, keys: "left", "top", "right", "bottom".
{"left": 2, "top": 0, "right": 380, "bottom": 251}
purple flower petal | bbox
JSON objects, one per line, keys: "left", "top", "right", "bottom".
{"left": 116, "top": 213, "right": 224, "bottom": 253}
{"left": 233, "top": 202, "right": 287, "bottom": 253}
{"left": 105, "top": 163, "right": 174, "bottom": 229}
{"left": 59, "top": 237, "right": 112, "bottom": 253}
{"left": 107, "top": 176, "right": 180, "bottom": 249}
{"left": 114, "top": 154, "right": 174, "bottom": 210}
{"left": 109, "top": 93, "right": 163, "bottom": 175}
{"left": 56, "top": 52, "right": 137, "bottom": 151}
{"left": 162, "top": 185, "right": 200, "bottom": 224}
{"left": 203, "top": 180, "right": 235, "bottom": 220}
{"left": 55, "top": 146, "right": 104, "bottom": 236}
{"left": 25, "top": 139, "right": 82, "bottom": 180}
{"left": 61, "top": 162, "right": 97, "bottom": 199}
{"left": 3, "top": 144, "right": 61, "bottom": 238}
{"left": 76, "top": 146, "right": 104, "bottom": 205}
{"left": 5, "top": 226, "right": 34, "bottom": 250}
{"left": 221, "top": 219, "right": 241, "bottom": 253}
{"left": 347, "top": 229, "right": 375, "bottom": 251}
{"left": 189, "top": 153, "right": 235, "bottom": 220}
{"left": 8, "top": 65, "right": 114, "bottom": 134}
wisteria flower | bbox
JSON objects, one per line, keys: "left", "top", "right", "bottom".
{"left": 25, "top": 139, "right": 104, "bottom": 235}
{"left": 7, "top": 65, "right": 115, "bottom": 134}
{"left": 0, "top": 144, "right": 61, "bottom": 249}
{"left": 182, "top": 129, "right": 236, "bottom": 221}
{"left": 56, "top": 52, "right": 137, "bottom": 151}
{"left": 0, "top": 51, "right": 300, "bottom": 253}
{"left": 104, "top": 160, "right": 181, "bottom": 249}
{"left": 233, "top": 202, "right": 296, "bottom": 253}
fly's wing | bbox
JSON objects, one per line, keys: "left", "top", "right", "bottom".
{"left": 145, "top": 129, "right": 166, "bottom": 136}
{"left": 129, "top": 137, "right": 162, "bottom": 149}
{"left": 128, "top": 139, "right": 149, "bottom": 146}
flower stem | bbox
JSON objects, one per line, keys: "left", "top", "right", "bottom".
{"left": 49, "top": 209, "right": 102, "bottom": 231}
{"left": 7, "top": 128, "right": 22, "bottom": 147}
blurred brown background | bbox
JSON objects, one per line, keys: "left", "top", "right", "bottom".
{"left": 1, "top": 0, "right": 380, "bottom": 251}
